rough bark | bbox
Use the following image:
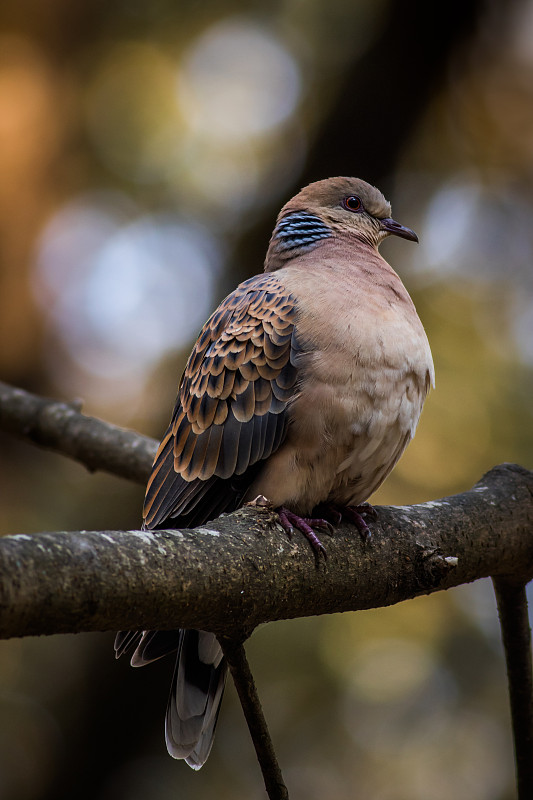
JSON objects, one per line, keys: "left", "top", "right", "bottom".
{"left": 493, "top": 576, "right": 533, "bottom": 799}
{"left": 0, "top": 380, "right": 155, "bottom": 485}
{"left": 0, "top": 462, "right": 531, "bottom": 640}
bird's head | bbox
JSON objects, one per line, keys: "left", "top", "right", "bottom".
{"left": 265, "top": 177, "right": 418, "bottom": 270}
{"left": 289, "top": 177, "right": 418, "bottom": 247}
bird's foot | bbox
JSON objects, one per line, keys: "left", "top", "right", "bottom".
{"left": 276, "top": 508, "right": 333, "bottom": 558}
{"left": 314, "top": 502, "right": 377, "bottom": 542}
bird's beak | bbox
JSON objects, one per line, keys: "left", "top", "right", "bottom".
{"left": 380, "top": 217, "right": 419, "bottom": 243}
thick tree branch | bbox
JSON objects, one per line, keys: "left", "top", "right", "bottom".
{"left": 0, "top": 380, "right": 155, "bottom": 484}
{"left": 0, "top": 381, "right": 532, "bottom": 639}
{"left": 0, "top": 463, "right": 531, "bottom": 640}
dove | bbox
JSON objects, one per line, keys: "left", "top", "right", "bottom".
{"left": 115, "top": 176, "right": 434, "bottom": 768}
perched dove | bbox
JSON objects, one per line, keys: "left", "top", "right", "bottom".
{"left": 115, "top": 177, "right": 434, "bottom": 768}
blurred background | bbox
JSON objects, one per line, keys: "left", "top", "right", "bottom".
{"left": 0, "top": 0, "right": 532, "bottom": 797}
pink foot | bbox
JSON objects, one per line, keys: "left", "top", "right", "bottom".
{"left": 277, "top": 508, "right": 333, "bottom": 558}
{"left": 315, "top": 502, "right": 377, "bottom": 542}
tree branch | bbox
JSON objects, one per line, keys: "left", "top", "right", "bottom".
{"left": 0, "top": 463, "right": 531, "bottom": 640}
{"left": 0, "top": 380, "right": 156, "bottom": 484}
{"left": 493, "top": 576, "right": 533, "bottom": 799}
{"left": 219, "top": 636, "right": 289, "bottom": 800}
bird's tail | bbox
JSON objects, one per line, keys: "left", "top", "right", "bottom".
{"left": 114, "top": 628, "right": 227, "bottom": 769}
{"left": 166, "top": 629, "right": 227, "bottom": 768}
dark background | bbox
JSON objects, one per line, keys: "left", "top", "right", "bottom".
{"left": 0, "top": 1, "right": 532, "bottom": 798}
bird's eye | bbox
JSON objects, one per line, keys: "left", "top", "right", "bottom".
{"left": 343, "top": 196, "right": 363, "bottom": 212}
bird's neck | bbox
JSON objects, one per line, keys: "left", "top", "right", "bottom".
{"left": 264, "top": 210, "right": 383, "bottom": 272}
{"left": 264, "top": 210, "right": 333, "bottom": 272}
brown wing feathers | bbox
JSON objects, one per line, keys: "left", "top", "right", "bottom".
{"left": 143, "top": 273, "right": 298, "bottom": 530}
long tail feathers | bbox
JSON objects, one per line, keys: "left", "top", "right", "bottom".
{"left": 114, "top": 628, "right": 227, "bottom": 769}
{"left": 166, "top": 630, "right": 228, "bottom": 769}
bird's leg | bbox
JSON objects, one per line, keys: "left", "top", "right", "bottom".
{"left": 276, "top": 508, "right": 333, "bottom": 558}
{"left": 314, "top": 502, "right": 377, "bottom": 542}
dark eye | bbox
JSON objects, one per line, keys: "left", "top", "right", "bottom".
{"left": 343, "top": 196, "right": 363, "bottom": 212}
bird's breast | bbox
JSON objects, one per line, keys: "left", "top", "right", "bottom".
{"left": 249, "top": 257, "right": 434, "bottom": 511}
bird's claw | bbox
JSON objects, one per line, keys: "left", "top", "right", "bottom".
{"left": 314, "top": 502, "right": 376, "bottom": 542}
{"left": 354, "top": 501, "right": 378, "bottom": 520}
{"left": 277, "top": 501, "right": 377, "bottom": 556}
{"left": 340, "top": 504, "right": 376, "bottom": 541}
{"left": 277, "top": 508, "right": 328, "bottom": 558}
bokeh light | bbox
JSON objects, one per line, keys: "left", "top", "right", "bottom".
{"left": 84, "top": 42, "right": 181, "bottom": 184}
{"left": 178, "top": 18, "right": 301, "bottom": 141}
{"left": 32, "top": 193, "right": 221, "bottom": 404}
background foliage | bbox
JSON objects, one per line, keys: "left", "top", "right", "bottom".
{"left": 0, "top": 1, "right": 532, "bottom": 798}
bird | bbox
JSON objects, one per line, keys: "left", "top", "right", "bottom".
{"left": 115, "top": 176, "right": 434, "bottom": 769}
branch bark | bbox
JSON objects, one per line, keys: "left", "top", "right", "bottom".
{"left": 0, "top": 380, "right": 532, "bottom": 639}
{"left": 493, "top": 576, "right": 533, "bottom": 799}
{"left": 219, "top": 636, "right": 289, "bottom": 800}
{"left": 0, "top": 463, "right": 531, "bottom": 640}
{"left": 0, "top": 380, "right": 155, "bottom": 484}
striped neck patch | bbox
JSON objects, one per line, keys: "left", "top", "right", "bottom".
{"left": 270, "top": 211, "right": 332, "bottom": 258}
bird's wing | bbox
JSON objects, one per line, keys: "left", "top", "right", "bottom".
{"left": 143, "top": 271, "right": 299, "bottom": 529}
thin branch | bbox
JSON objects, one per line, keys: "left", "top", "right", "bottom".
{"left": 0, "top": 463, "right": 531, "bottom": 640}
{"left": 0, "top": 380, "right": 156, "bottom": 484}
{"left": 219, "top": 637, "right": 289, "bottom": 800}
{"left": 493, "top": 577, "right": 533, "bottom": 799}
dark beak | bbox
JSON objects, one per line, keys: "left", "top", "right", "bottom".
{"left": 380, "top": 217, "right": 418, "bottom": 243}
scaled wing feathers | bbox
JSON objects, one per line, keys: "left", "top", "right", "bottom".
{"left": 143, "top": 272, "right": 299, "bottom": 530}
